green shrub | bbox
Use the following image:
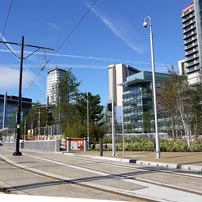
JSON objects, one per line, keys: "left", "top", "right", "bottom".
{"left": 101, "top": 136, "right": 202, "bottom": 152}
{"left": 190, "top": 140, "right": 202, "bottom": 152}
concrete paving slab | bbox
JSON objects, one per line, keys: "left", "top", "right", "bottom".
{"left": 0, "top": 194, "right": 127, "bottom": 202}
{"left": 65, "top": 150, "right": 202, "bottom": 172}
{"left": 1, "top": 147, "right": 202, "bottom": 202}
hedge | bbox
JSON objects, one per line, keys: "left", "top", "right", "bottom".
{"left": 101, "top": 137, "right": 202, "bottom": 152}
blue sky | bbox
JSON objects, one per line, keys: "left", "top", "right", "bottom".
{"left": 0, "top": 0, "right": 191, "bottom": 105}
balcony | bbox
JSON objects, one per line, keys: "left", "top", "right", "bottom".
{"left": 183, "top": 25, "right": 195, "bottom": 34}
{"left": 185, "top": 47, "right": 198, "bottom": 56}
{"left": 183, "top": 30, "right": 196, "bottom": 39}
{"left": 183, "top": 19, "right": 195, "bottom": 29}
{"left": 187, "top": 59, "right": 199, "bottom": 67}
{"left": 184, "top": 42, "right": 197, "bottom": 51}
{"left": 186, "top": 53, "right": 198, "bottom": 61}
{"left": 184, "top": 36, "right": 197, "bottom": 45}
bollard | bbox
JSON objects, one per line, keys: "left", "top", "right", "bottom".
{"left": 66, "top": 138, "right": 71, "bottom": 152}
{"left": 55, "top": 140, "right": 61, "bottom": 152}
{"left": 83, "top": 137, "right": 87, "bottom": 152}
{"left": 99, "top": 137, "right": 103, "bottom": 156}
{"left": 20, "top": 140, "right": 24, "bottom": 149}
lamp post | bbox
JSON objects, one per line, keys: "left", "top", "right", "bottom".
{"left": 87, "top": 92, "right": 90, "bottom": 150}
{"left": 143, "top": 16, "right": 160, "bottom": 159}
{"left": 111, "top": 65, "right": 116, "bottom": 156}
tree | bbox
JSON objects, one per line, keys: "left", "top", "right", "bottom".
{"left": 53, "top": 68, "right": 81, "bottom": 136}
{"left": 24, "top": 102, "right": 54, "bottom": 137}
{"left": 189, "top": 74, "right": 202, "bottom": 137}
{"left": 75, "top": 92, "right": 105, "bottom": 142}
{"left": 76, "top": 93, "right": 104, "bottom": 123}
{"left": 90, "top": 123, "right": 106, "bottom": 142}
{"left": 160, "top": 72, "right": 202, "bottom": 145}
{"left": 58, "top": 68, "right": 81, "bottom": 105}
{"left": 24, "top": 102, "right": 40, "bottom": 136}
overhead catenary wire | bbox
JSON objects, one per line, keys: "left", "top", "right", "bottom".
{"left": 0, "top": 38, "right": 54, "bottom": 104}
{"left": 24, "top": 70, "right": 44, "bottom": 94}
{"left": 24, "top": 0, "right": 98, "bottom": 93}
{"left": 2, "top": 0, "right": 13, "bottom": 36}
{"left": 0, "top": 0, "right": 19, "bottom": 59}
{"left": 44, "top": 0, "right": 98, "bottom": 67}
{"left": 0, "top": 36, "right": 19, "bottom": 58}
{"left": 50, "top": 0, "right": 99, "bottom": 60}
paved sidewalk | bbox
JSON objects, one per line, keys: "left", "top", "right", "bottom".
{"left": 0, "top": 194, "right": 126, "bottom": 202}
{"left": 66, "top": 150, "right": 202, "bottom": 172}
{"left": 1, "top": 146, "right": 202, "bottom": 172}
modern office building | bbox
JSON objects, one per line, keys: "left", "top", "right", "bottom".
{"left": 0, "top": 93, "right": 32, "bottom": 130}
{"left": 108, "top": 64, "right": 140, "bottom": 107}
{"left": 181, "top": 0, "right": 202, "bottom": 84}
{"left": 121, "top": 71, "right": 170, "bottom": 133}
{"left": 46, "top": 67, "right": 66, "bottom": 105}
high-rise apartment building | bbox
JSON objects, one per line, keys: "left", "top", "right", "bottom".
{"left": 46, "top": 67, "right": 66, "bottom": 105}
{"left": 181, "top": 0, "right": 202, "bottom": 84}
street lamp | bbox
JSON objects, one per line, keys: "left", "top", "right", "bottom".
{"left": 87, "top": 92, "right": 90, "bottom": 150}
{"left": 111, "top": 65, "right": 116, "bottom": 156}
{"left": 143, "top": 16, "right": 160, "bottom": 159}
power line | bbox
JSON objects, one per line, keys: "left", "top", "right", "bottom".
{"left": 53, "top": 0, "right": 99, "bottom": 57}
{"left": 0, "top": 0, "right": 18, "bottom": 59}
{"left": 24, "top": 70, "right": 43, "bottom": 94}
{"left": 4, "top": 43, "right": 18, "bottom": 58}
{"left": 44, "top": 0, "right": 99, "bottom": 66}
{"left": 2, "top": 0, "right": 13, "bottom": 36}
{"left": 24, "top": 0, "right": 98, "bottom": 92}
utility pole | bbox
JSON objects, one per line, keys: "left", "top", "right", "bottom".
{"left": 14, "top": 36, "right": 24, "bottom": 156}
{"left": 87, "top": 92, "right": 90, "bottom": 149}
{"left": 38, "top": 108, "right": 41, "bottom": 140}
{"left": 0, "top": 36, "right": 53, "bottom": 156}
{"left": 58, "top": 96, "right": 61, "bottom": 135}
{"left": 3, "top": 91, "right": 7, "bottom": 128}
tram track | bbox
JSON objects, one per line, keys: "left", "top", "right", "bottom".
{"left": 1, "top": 148, "right": 202, "bottom": 202}
{"left": 58, "top": 153, "right": 202, "bottom": 178}
{"left": 26, "top": 153, "right": 202, "bottom": 196}
{"left": 0, "top": 155, "right": 152, "bottom": 202}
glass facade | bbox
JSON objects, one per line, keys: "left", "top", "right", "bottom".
{"left": 122, "top": 71, "right": 170, "bottom": 133}
{"left": 0, "top": 94, "right": 32, "bottom": 129}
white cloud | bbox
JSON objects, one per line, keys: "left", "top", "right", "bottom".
{"left": 0, "top": 66, "right": 36, "bottom": 89}
{"left": 0, "top": 50, "right": 168, "bottom": 70}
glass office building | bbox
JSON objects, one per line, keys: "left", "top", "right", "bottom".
{"left": 0, "top": 94, "right": 32, "bottom": 129}
{"left": 122, "top": 71, "right": 170, "bottom": 133}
